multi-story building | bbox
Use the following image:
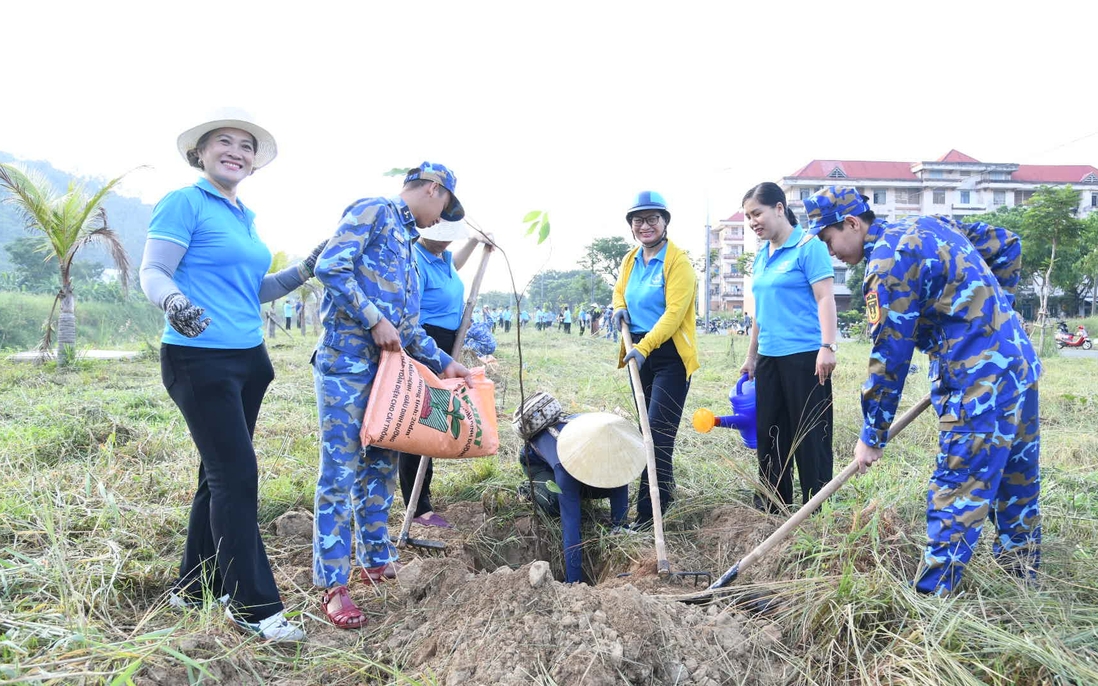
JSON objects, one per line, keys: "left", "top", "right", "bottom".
{"left": 783, "top": 150, "right": 1098, "bottom": 227}
{"left": 705, "top": 212, "right": 746, "bottom": 315}
{"left": 714, "top": 150, "right": 1098, "bottom": 316}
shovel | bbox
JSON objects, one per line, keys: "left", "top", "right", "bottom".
{"left": 676, "top": 392, "right": 932, "bottom": 604}
{"left": 622, "top": 320, "right": 671, "bottom": 577}
{"left": 396, "top": 236, "right": 494, "bottom": 551}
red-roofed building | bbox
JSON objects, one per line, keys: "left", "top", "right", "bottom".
{"left": 738, "top": 151, "right": 1098, "bottom": 313}
{"left": 781, "top": 151, "right": 1098, "bottom": 227}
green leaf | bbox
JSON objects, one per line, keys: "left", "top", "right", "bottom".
{"left": 523, "top": 210, "right": 542, "bottom": 223}
{"left": 108, "top": 659, "right": 143, "bottom": 686}
{"left": 546, "top": 480, "right": 562, "bottom": 494}
{"left": 525, "top": 223, "right": 537, "bottom": 236}
{"left": 383, "top": 167, "right": 413, "bottom": 177}
{"left": 538, "top": 220, "right": 551, "bottom": 244}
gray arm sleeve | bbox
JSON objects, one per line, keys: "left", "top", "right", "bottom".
{"left": 258, "top": 264, "right": 307, "bottom": 303}
{"left": 139, "top": 239, "right": 186, "bottom": 310}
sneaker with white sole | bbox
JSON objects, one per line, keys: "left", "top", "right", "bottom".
{"left": 225, "top": 608, "right": 305, "bottom": 642}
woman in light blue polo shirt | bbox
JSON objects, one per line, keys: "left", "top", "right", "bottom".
{"left": 398, "top": 220, "right": 490, "bottom": 529}
{"left": 740, "top": 182, "right": 838, "bottom": 513}
{"left": 138, "top": 111, "right": 323, "bottom": 642}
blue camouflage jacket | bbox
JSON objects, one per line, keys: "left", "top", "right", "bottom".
{"left": 314, "top": 196, "right": 452, "bottom": 381}
{"left": 860, "top": 216, "right": 1040, "bottom": 447}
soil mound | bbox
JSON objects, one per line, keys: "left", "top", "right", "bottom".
{"left": 377, "top": 557, "right": 785, "bottom": 686}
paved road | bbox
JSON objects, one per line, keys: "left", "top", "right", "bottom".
{"left": 1058, "top": 348, "right": 1098, "bottom": 359}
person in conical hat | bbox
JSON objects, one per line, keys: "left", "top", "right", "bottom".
{"left": 513, "top": 393, "right": 646, "bottom": 584}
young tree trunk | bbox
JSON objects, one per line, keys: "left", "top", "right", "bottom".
{"left": 56, "top": 283, "right": 76, "bottom": 364}
{"left": 1036, "top": 239, "right": 1058, "bottom": 350}
{"left": 1091, "top": 271, "right": 1097, "bottom": 317}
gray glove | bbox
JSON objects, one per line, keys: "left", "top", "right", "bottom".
{"left": 611, "top": 308, "right": 630, "bottom": 332}
{"left": 163, "top": 293, "right": 210, "bottom": 338}
{"left": 302, "top": 240, "right": 328, "bottom": 278}
{"left": 623, "top": 348, "right": 646, "bottom": 370}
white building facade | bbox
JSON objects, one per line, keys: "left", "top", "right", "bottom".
{"left": 709, "top": 150, "right": 1098, "bottom": 316}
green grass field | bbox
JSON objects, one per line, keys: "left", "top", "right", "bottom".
{"left": 2, "top": 325, "right": 1097, "bottom": 684}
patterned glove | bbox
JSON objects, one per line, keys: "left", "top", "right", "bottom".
{"left": 163, "top": 293, "right": 211, "bottom": 338}
{"left": 611, "top": 308, "right": 630, "bottom": 332}
{"left": 302, "top": 240, "right": 328, "bottom": 278}
{"left": 623, "top": 348, "right": 646, "bottom": 370}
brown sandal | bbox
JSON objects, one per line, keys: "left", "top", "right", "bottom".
{"left": 320, "top": 585, "right": 366, "bottom": 629}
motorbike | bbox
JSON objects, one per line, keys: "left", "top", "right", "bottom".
{"left": 1055, "top": 321, "right": 1092, "bottom": 350}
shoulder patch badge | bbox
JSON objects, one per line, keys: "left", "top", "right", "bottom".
{"left": 865, "top": 292, "right": 881, "bottom": 325}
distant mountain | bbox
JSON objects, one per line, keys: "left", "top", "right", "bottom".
{"left": 0, "top": 151, "right": 152, "bottom": 274}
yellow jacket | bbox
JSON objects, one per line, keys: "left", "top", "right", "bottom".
{"left": 612, "top": 240, "right": 699, "bottom": 379}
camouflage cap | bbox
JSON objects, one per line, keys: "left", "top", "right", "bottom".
{"left": 404, "top": 161, "right": 465, "bottom": 221}
{"left": 804, "top": 186, "right": 870, "bottom": 236}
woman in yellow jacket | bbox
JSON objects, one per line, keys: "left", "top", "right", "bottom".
{"left": 612, "top": 191, "right": 698, "bottom": 528}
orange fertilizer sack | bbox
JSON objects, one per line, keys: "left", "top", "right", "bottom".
{"left": 360, "top": 350, "right": 499, "bottom": 458}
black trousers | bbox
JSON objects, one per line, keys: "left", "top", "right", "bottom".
{"left": 754, "top": 350, "right": 834, "bottom": 509}
{"left": 631, "top": 334, "right": 690, "bottom": 525}
{"left": 398, "top": 323, "right": 458, "bottom": 516}
{"left": 161, "top": 343, "right": 282, "bottom": 623}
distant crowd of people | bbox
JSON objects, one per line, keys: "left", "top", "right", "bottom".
{"left": 474, "top": 303, "right": 620, "bottom": 341}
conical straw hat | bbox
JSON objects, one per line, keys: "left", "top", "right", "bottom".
{"left": 556, "top": 413, "right": 646, "bottom": 488}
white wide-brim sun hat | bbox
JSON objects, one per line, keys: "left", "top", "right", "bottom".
{"left": 556, "top": 412, "right": 647, "bottom": 489}
{"left": 176, "top": 107, "right": 277, "bottom": 170}
{"left": 417, "top": 219, "right": 471, "bottom": 242}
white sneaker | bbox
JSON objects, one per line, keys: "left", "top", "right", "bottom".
{"left": 226, "top": 608, "right": 305, "bottom": 642}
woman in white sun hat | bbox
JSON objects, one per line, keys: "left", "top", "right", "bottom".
{"left": 139, "top": 109, "right": 324, "bottom": 642}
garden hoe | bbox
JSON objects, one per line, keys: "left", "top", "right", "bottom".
{"left": 675, "top": 392, "right": 932, "bottom": 605}
{"left": 622, "top": 320, "right": 672, "bottom": 578}
{"left": 395, "top": 232, "right": 494, "bottom": 552}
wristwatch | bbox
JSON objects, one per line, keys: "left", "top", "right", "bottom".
{"left": 821, "top": 342, "right": 838, "bottom": 352}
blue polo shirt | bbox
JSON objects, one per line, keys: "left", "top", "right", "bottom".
{"left": 147, "top": 178, "right": 272, "bottom": 349}
{"left": 624, "top": 243, "right": 668, "bottom": 333}
{"left": 414, "top": 242, "right": 464, "bottom": 330}
{"left": 751, "top": 226, "right": 834, "bottom": 357}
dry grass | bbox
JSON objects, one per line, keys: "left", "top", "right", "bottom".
{"left": 1, "top": 325, "right": 1097, "bottom": 684}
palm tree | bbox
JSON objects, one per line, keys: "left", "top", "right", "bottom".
{"left": 0, "top": 163, "right": 132, "bottom": 364}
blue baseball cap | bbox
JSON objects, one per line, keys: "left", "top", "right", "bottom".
{"left": 404, "top": 161, "right": 465, "bottom": 221}
{"left": 804, "top": 186, "right": 871, "bottom": 236}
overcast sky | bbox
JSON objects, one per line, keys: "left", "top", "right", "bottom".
{"left": 4, "top": 0, "right": 1097, "bottom": 293}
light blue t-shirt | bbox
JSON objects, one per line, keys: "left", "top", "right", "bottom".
{"left": 751, "top": 226, "right": 834, "bottom": 357}
{"left": 414, "top": 242, "right": 464, "bottom": 330}
{"left": 147, "top": 178, "right": 272, "bottom": 349}
{"left": 624, "top": 243, "right": 668, "bottom": 333}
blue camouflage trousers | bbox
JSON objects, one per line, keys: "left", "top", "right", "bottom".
{"left": 916, "top": 383, "right": 1041, "bottom": 595}
{"left": 312, "top": 345, "right": 398, "bottom": 588}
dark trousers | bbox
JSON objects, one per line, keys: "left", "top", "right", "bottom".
{"left": 523, "top": 459, "right": 628, "bottom": 584}
{"left": 630, "top": 334, "right": 690, "bottom": 525}
{"left": 398, "top": 323, "right": 458, "bottom": 516}
{"left": 754, "top": 351, "right": 834, "bottom": 509}
{"left": 161, "top": 343, "right": 282, "bottom": 623}
{"left": 563, "top": 322, "right": 571, "bottom": 334}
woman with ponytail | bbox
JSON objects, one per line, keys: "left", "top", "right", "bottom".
{"left": 739, "top": 182, "right": 837, "bottom": 513}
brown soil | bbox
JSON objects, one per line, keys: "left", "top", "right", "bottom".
{"left": 139, "top": 500, "right": 799, "bottom": 685}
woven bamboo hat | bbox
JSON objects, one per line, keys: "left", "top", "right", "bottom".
{"left": 556, "top": 413, "right": 646, "bottom": 488}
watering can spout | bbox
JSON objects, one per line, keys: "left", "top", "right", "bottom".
{"left": 691, "top": 373, "right": 758, "bottom": 449}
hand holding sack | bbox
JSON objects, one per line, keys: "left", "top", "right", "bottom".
{"left": 360, "top": 350, "right": 499, "bottom": 458}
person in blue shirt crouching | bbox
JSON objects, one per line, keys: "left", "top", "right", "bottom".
{"left": 514, "top": 393, "right": 647, "bottom": 584}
